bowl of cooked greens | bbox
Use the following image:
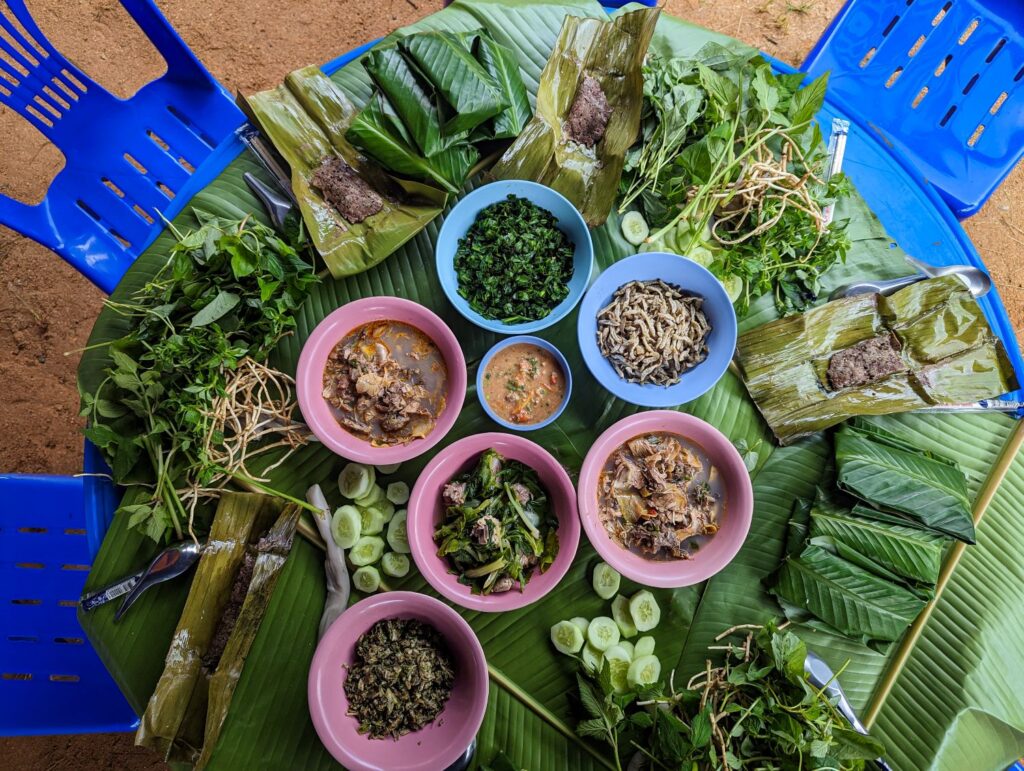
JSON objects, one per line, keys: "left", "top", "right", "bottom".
{"left": 577, "top": 252, "right": 737, "bottom": 407}
{"left": 296, "top": 296, "right": 467, "bottom": 464}
{"left": 435, "top": 180, "right": 594, "bottom": 334}
{"left": 308, "top": 591, "right": 488, "bottom": 771}
{"left": 407, "top": 432, "right": 580, "bottom": 611}
{"left": 577, "top": 410, "right": 753, "bottom": 588}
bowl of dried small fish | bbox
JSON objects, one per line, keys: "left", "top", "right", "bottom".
{"left": 577, "top": 410, "right": 753, "bottom": 587}
{"left": 407, "top": 432, "right": 581, "bottom": 611}
{"left": 576, "top": 252, "right": 737, "bottom": 407}
{"left": 296, "top": 297, "right": 467, "bottom": 463}
{"left": 308, "top": 591, "right": 488, "bottom": 771}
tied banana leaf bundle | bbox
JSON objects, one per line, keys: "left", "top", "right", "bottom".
{"left": 490, "top": 6, "right": 660, "bottom": 227}
{"left": 136, "top": 493, "right": 300, "bottom": 766}
{"left": 736, "top": 275, "right": 1019, "bottom": 444}
{"left": 246, "top": 66, "right": 446, "bottom": 278}
{"left": 347, "top": 29, "right": 531, "bottom": 193}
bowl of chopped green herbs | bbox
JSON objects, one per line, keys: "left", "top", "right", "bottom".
{"left": 436, "top": 181, "right": 594, "bottom": 334}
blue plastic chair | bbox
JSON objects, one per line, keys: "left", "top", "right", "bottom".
{"left": 802, "top": 0, "right": 1024, "bottom": 219}
{"left": 0, "top": 0, "right": 245, "bottom": 293}
{"left": 0, "top": 443, "right": 136, "bottom": 735}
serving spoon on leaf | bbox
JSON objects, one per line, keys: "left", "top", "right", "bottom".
{"left": 829, "top": 255, "right": 991, "bottom": 301}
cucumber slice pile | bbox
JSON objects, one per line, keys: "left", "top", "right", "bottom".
{"left": 550, "top": 621, "right": 585, "bottom": 655}
{"left": 592, "top": 561, "right": 621, "bottom": 600}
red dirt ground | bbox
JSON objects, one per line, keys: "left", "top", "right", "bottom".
{"left": 1, "top": 1, "right": 1019, "bottom": 768}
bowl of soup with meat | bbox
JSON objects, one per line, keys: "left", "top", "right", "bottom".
{"left": 476, "top": 337, "right": 571, "bottom": 431}
{"left": 297, "top": 297, "right": 467, "bottom": 464}
{"left": 577, "top": 410, "right": 753, "bottom": 587}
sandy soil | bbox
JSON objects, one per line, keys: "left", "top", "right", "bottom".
{"left": 1, "top": 0, "right": 1019, "bottom": 768}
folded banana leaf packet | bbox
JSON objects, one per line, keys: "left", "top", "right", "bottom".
{"left": 736, "top": 275, "right": 1019, "bottom": 444}
{"left": 246, "top": 66, "right": 446, "bottom": 278}
{"left": 136, "top": 494, "right": 300, "bottom": 766}
{"left": 491, "top": 6, "right": 660, "bottom": 227}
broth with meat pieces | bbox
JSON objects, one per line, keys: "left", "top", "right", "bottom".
{"left": 481, "top": 343, "right": 566, "bottom": 426}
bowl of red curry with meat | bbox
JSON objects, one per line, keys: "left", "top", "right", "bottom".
{"left": 296, "top": 297, "right": 467, "bottom": 464}
{"left": 476, "top": 336, "right": 572, "bottom": 431}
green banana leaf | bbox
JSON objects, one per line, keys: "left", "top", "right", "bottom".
{"left": 736, "top": 275, "right": 1020, "bottom": 444}
{"left": 245, "top": 66, "right": 447, "bottom": 277}
{"left": 75, "top": 2, "right": 1024, "bottom": 769}
{"left": 835, "top": 421, "right": 976, "bottom": 543}
{"left": 807, "top": 496, "right": 948, "bottom": 586}
{"left": 491, "top": 6, "right": 660, "bottom": 227}
{"left": 769, "top": 543, "right": 928, "bottom": 648}
{"left": 473, "top": 30, "right": 532, "bottom": 138}
{"left": 401, "top": 31, "right": 508, "bottom": 136}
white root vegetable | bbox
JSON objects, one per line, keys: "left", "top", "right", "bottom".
{"left": 306, "top": 483, "right": 351, "bottom": 639}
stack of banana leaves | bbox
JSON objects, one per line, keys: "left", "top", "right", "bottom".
{"left": 769, "top": 419, "right": 975, "bottom": 650}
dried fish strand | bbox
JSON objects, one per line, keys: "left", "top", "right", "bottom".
{"left": 597, "top": 279, "right": 711, "bottom": 386}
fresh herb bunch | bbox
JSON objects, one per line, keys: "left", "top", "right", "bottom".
{"left": 620, "top": 43, "right": 850, "bottom": 315}
{"left": 576, "top": 623, "right": 885, "bottom": 771}
{"left": 81, "top": 211, "right": 319, "bottom": 542}
{"left": 434, "top": 448, "right": 559, "bottom": 593}
{"left": 454, "top": 195, "right": 575, "bottom": 323}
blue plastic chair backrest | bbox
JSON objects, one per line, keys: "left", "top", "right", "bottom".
{"left": 0, "top": 0, "right": 244, "bottom": 293}
{"left": 0, "top": 472, "right": 136, "bottom": 735}
{"left": 802, "top": 0, "right": 1024, "bottom": 219}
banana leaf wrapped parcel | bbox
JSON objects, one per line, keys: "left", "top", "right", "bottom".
{"left": 736, "top": 275, "right": 1019, "bottom": 444}
{"left": 490, "top": 6, "right": 660, "bottom": 227}
{"left": 246, "top": 66, "right": 446, "bottom": 278}
{"left": 136, "top": 493, "right": 300, "bottom": 767}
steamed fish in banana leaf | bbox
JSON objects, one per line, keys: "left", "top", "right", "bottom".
{"left": 490, "top": 6, "right": 660, "bottom": 227}
{"left": 136, "top": 494, "right": 300, "bottom": 766}
{"left": 246, "top": 66, "right": 446, "bottom": 278}
{"left": 736, "top": 275, "right": 1019, "bottom": 444}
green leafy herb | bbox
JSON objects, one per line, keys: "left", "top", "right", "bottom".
{"left": 574, "top": 623, "right": 886, "bottom": 770}
{"left": 621, "top": 43, "right": 850, "bottom": 315}
{"left": 79, "top": 213, "right": 319, "bottom": 542}
{"left": 433, "top": 448, "right": 559, "bottom": 594}
{"left": 454, "top": 195, "right": 575, "bottom": 323}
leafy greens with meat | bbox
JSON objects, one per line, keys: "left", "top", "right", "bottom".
{"left": 434, "top": 449, "right": 559, "bottom": 594}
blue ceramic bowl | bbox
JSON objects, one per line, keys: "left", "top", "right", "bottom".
{"left": 476, "top": 336, "right": 572, "bottom": 431}
{"left": 577, "top": 253, "right": 738, "bottom": 407}
{"left": 435, "top": 181, "right": 594, "bottom": 334}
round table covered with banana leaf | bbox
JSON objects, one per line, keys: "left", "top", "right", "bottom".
{"left": 76, "top": 2, "right": 1024, "bottom": 769}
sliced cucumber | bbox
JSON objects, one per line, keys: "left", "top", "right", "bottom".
{"left": 603, "top": 644, "right": 633, "bottom": 693}
{"left": 349, "top": 535, "right": 385, "bottom": 567}
{"left": 570, "top": 617, "right": 590, "bottom": 636}
{"left": 611, "top": 594, "right": 638, "bottom": 638}
{"left": 386, "top": 481, "right": 410, "bottom": 505}
{"left": 620, "top": 210, "right": 649, "bottom": 246}
{"left": 634, "top": 636, "right": 656, "bottom": 658}
{"left": 354, "top": 483, "right": 386, "bottom": 508}
{"left": 330, "top": 505, "right": 362, "bottom": 549}
{"left": 386, "top": 510, "right": 410, "bottom": 554}
{"left": 375, "top": 462, "right": 401, "bottom": 475}
{"left": 581, "top": 643, "right": 604, "bottom": 673}
{"left": 687, "top": 244, "right": 715, "bottom": 268}
{"left": 338, "top": 463, "right": 374, "bottom": 500}
{"left": 592, "top": 562, "right": 621, "bottom": 600}
{"left": 616, "top": 640, "right": 635, "bottom": 660}
{"left": 353, "top": 565, "right": 381, "bottom": 594}
{"left": 629, "top": 590, "right": 661, "bottom": 632}
{"left": 586, "top": 616, "right": 621, "bottom": 652}
{"left": 359, "top": 506, "right": 386, "bottom": 536}
{"left": 550, "top": 620, "right": 585, "bottom": 655}
{"left": 627, "top": 655, "right": 662, "bottom": 689}
{"left": 381, "top": 552, "right": 410, "bottom": 578}
{"left": 720, "top": 273, "right": 743, "bottom": 303}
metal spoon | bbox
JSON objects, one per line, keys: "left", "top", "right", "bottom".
{"left": 244, "top": 171, "right": 294, "bottom": 232}
{"left": 905, "top": 255, "right": 992, "bottom": 297}
{"left": 804, "top": 650, "right": 893, "bottom": 771}
{"left": 106, "top": 540, "right": 204, "bottom": 622}
{"left": 829, "top": 261, "right": 991, "bottom": 301}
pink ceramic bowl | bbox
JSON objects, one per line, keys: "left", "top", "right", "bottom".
{"left": 296, "top": 297, "right": 467, "bottom": 464}
{"left": 578, "top": 411, "right": 753, "bottom": 588}
{"left": 408, "top": 432, "right": 581, "bottom": 612}
{"left": 308, "top": 592, "right": 488, "bottom": 771}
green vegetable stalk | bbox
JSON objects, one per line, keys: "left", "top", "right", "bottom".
{"left": 79, "top": 212, "right": 321, "bottom": 542}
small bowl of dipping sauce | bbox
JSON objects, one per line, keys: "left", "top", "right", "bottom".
{"left": 476, "top": 336, "right": 572, "bottom": 431}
